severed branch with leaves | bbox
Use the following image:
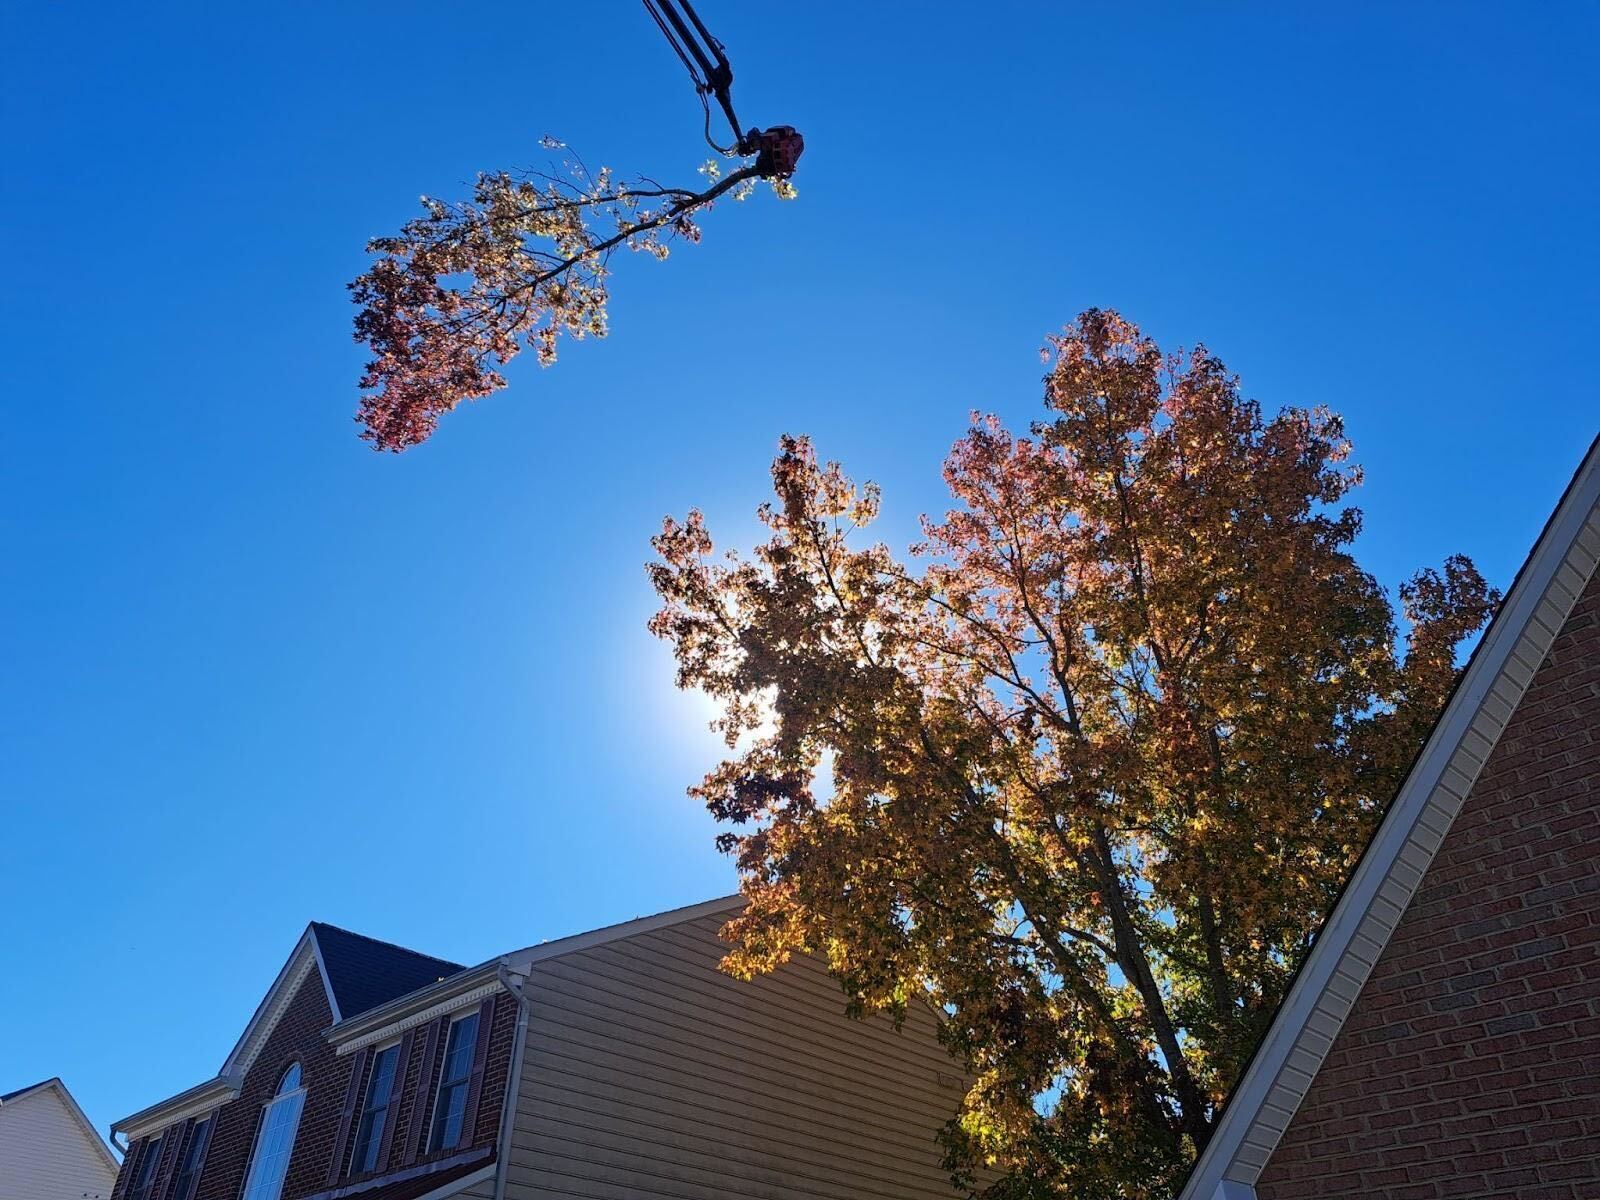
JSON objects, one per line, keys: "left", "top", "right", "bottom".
{"left": 349, "top": 0, "right": 802, "bottom": 451}
{"left": 350, "top": 145, "right": 794, "bottom": 451}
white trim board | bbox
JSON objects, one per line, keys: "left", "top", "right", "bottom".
{"left": 321, "top": 901, "right": 748, "bottom": 1051}
{"left": 223, "top": 928, "right": 341, "bottom": 1079}
{"left": 334, "top": 978, "right": 501, "bottom": 1056}
{"left": 113, "top": 1076, "right": 236, "bottom": 1142}
{"left": 116, "top": 924, "right": 342, "bottom": 1139}
{"left": 325, "top": 964, "right": 499, "bottom": 1052}
{"left": 411, "top": 1163, "right": 494, "bottom": 1200}
{"left": 500, "top": 894, "right": 745, "bottom": 973}
{"left": 1181, "top": 434, "right": 1600, "bottom": 1200}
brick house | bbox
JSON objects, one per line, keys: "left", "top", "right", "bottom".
{"left": 1183, "top": 436, "right": 1600, "bottom": 1200}
{"left": 109, "top": 898, "right": 963, "bottom": 1200}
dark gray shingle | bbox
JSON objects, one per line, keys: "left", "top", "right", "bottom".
{"left": 310, "top": 924, "right": 465, "bottom": 1020}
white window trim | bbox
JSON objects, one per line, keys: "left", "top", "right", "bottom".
{"left": 238, "top": 1070, "right": 307, "bottom": 1200}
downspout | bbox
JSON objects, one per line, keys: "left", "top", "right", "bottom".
{"left": 492, "top": 963, "right": 532, "bottom": 1200}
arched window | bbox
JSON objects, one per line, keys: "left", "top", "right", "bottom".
{"left": 240, "top": 1064, "right": 305, "bottom": 1200}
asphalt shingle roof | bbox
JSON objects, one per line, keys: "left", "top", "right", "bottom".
{"left": 310, "top": 923, "right": 465, "bottom": 1021}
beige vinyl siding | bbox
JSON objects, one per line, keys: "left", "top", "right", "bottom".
{"left": 503, "top": 914, "right": 964, "bottom": 1199}
{"left": 0, "top": 1087, "right": 120, "bottom": 1200}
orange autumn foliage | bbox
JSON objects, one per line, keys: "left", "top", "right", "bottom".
{"left": 648, "top": 310, "right": 1497, "bottom": 1197}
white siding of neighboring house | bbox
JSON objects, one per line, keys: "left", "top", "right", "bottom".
{"left": 503, "top": 912, "right": 965, "bottom": 1200}
{"left": 0, "top": 1086, "right": 120, "bottom": 1200}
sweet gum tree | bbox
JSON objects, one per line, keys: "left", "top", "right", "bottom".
{"left": 648, "top": 310, "right": 1497, "bottom": 1197}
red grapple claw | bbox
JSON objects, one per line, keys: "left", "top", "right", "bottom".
{"left": 750, "top": 126, "right": 805, "bottom": 179}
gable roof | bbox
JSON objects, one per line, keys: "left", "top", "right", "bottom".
{"left": 310, "top": 923, "right": 465, "bottom": 1021}
{"left": 118, "top": 922, "right": 466, "bottom": 1140}
{"left": 1, "top": 1077, "right": 123, "bottom": 1172}
{"left": 1181, "top": 433, "right": 1600, "bottom": 1200}
{"left": 219, "top": 925, "right": 337, "bottom": 1081}
{"left": 222, "top": 923, "right": 463, "bottom": 1079}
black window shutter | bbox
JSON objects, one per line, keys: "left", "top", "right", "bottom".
{"left": 126, "top": 1134, "right": 163, "bottom": 1200}
{"left": 402, "top": 1017, "right": 445, "bottom": 1166}
{"left": 121, "top": 1138, "right": 146, "bottom": 1200}
{"left": 149, "top": 1122, "right": 180, "bottom": 1200}
{"left": 133, "top": 1137, "right": 155, "bottom": 1198}
{"left": 457, "top": 998, "right": 496, "bottom": 1148}
{"left": 373, "top": 1028, "right": 414, "bottom": 1175}
{"left": 151, "top": 1124, "right": 183, "bottom": 1200}
{"left": 326, "top": 1045, "right": 370, "bottom": 1185}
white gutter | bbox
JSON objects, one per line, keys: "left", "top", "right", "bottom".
{"left": 112, "top": 1074, "right": 240, "bottom": 1143}
{"left": 491, "top": 964, "right": 532, "bottom": 1200}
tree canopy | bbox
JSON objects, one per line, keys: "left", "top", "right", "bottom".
{"left": 648, "top": 310, "right": 1497, "bottom": 1197}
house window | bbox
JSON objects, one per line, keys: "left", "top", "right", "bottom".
{"left": 170, "top": 1117, "right": 212, "bottom": 1200}
{"left": 349, "top": 1041, "right": 402, "bottom": 1174}
{"left": 128, "top": 1134, "right": 164, "bottom": 1200}
{"left": 239, "top": 1064, "right": 305, "bottom": 1200}
{"left": 427, "top": 1012, "right": 479, "bottom": 1153}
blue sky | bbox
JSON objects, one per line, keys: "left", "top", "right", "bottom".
{"left": 2, "top": 0, "right": 1595, "bottom": 1146}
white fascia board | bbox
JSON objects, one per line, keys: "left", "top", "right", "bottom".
{"left": 413, "top": 1164, "right": 495, "bottom": 1200}
{"left": 112, "top": 1076, "right": 237, "bottom": 1141}
{"left": 52, "top": 1079, "right": 125, "bottom": 1171}
{"left": 500, "top": 895, "right": 745, "bottom": 973}
{"left": 220, "top": 926, "right": 340, "bottom": 1079}
{"left": 0, "top": 1080, "right": 52, "bottom": 1107}
{"left": 124, "top": 926, "right": 346, "bottom": 1139}
{"left": 309, "top": 930, "right": 343, "bottom": 1024}
{"left": 333, "top": 896, "right": 745, "bottom": 1047}
{"left": 329, "top": 966, "right": 503, "bottom": 1056}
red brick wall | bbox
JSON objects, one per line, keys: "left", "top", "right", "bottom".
{"left": 1258, "top": 562, "right": 1600, "bottom": 1199}
{"left": 113, "top": 970, "right": 517, "bottom": 1200}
